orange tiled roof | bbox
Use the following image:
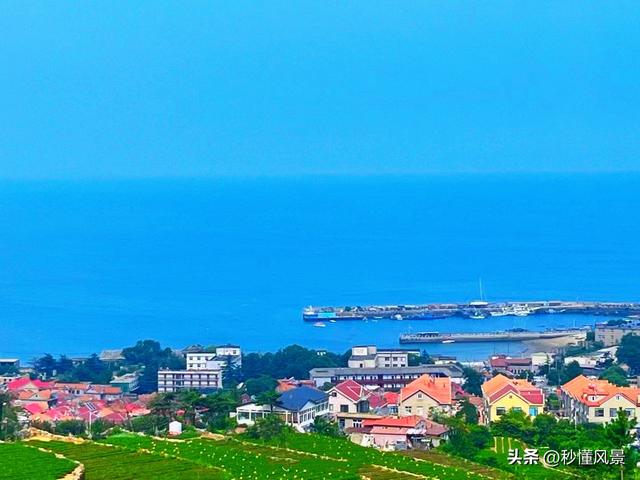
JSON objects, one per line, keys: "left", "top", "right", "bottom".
{"left": 561, "top": 375, "right": 640, "bottom": 407}
{"left": 482, "top": 374, "right": 544, "bottom": 406}
{"left": 400, "top": 375, "right": 452, "bottom": 405}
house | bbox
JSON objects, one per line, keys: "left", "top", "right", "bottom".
{"left": 309, "top": 364, "right": 464, "bottom": 390}
{"left": 0, "top": 358, "right": 20, "bottom": 370}
{"left": 398, "top": 375, "right": 453, "bottom": 417}
{"left": 560, "top": 375, "right": 640, "bottom": 424}
{"left": 430, "top": 355, "right": 457, "bottom": 365}
{"left": 481, "top": 374, "right": 545, "bottom": 423}
{"left": 595, "top": 320, "right": 640, "bottom": 347}
{"left": 215, "top": 344, "right": 242, "bottom": 367}
{"left": 235, "top": 386, "right": 329, "bottom": 432}
{"left": 7, "top": 377, "right": 54, "bottom": 392}
{"left": 85, "top": 385, "right": 123, "bottom": 401}
{"left": 14, "top": 389, "right": 54, "bottom": 410}
{"left": 362, "top": 416, "right": 448, "bottom": 450}
{"left": 489, "top": 355, "right": 533, "bottom": 376}
{"left": 348, "top": 346, "right": 419, "bottom": 369}
{"left": 110, "top": 373, "right": 140, "bottom": 393}
{"left": 99, "top": 350, "right": 125, "bottom": 366}
{"left": 327, "top": 379, "right": 382, "bottom": 430}
{"left": 54, "top": 383, "right": 91, "bottom": 396}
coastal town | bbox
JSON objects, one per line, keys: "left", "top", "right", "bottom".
{"left": 2, "top": 316, "right": 640, "bottom": 478}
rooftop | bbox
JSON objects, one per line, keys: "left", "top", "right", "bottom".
{"left": 310, "top": 364, "right": 464, "bottom": 378}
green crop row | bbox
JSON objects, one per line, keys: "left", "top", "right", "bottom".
{"left": 0, "top": 442, "right": 76, "bottom": 480}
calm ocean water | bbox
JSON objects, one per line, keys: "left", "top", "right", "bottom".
{"left": 1, "top": 174, "right": 639, "bottom": 361}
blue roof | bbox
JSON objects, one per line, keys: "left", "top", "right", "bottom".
{"left": 278, "top": 386, "right": 327, "bottom": 411}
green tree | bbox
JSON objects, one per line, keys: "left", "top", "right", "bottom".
{"left": 245, "top": 375, "right": 278, "bottom": 396}
{"left": 617, "top": 333, "right": 640, "bottom": 374}
{"left": 560, "top": 361, "right": 582, "bottom": 384}
{"left": 311, "top": 416, "right": 342, "bottom": 437}
{"left": 0, "top": 392, "right": 19, "bottom": 440}
{"left": 33, "top": 354, "right": 57, "bottom": 378}
{"left": 149, "top": 392, "right": 177, "bottom": 418}
{"left": 462, "top": 367, "right": 483, "bottom": 396}
{"left": 55, "top": 419, "right": 86, "bottom": 436}
{"left": 256, "top": 390, "right": 281, "bottom": 412}
{"left": 456, "top": 399, "right": 479, "bottom": 424}
{"left": 605, "top": 409, "right": 636, "bottom": 448}
{"left": 599, "top": 365, "right": 629, "bottom": 387}
{"left": 246, "top": 414, "right": 289, "bottom": 441}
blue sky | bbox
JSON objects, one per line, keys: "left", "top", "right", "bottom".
{"left": 1, "top": 1, "right": 639, "bottom": 179}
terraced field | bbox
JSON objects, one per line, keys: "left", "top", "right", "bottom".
{"left": 0, "top": 442, "right": 76, "bottom": 480}
{"left": 20, "top": 432, "right": 579, "bottom": 480}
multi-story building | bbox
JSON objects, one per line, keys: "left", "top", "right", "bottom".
{"left": 309, "top": 364, "right": 464, "bottom": 390}
{"left": 560, "top": 375, "right": 640, "bottom": 424}
{"left": 595, "top": 321, "right": 640, "bottom": 347}
{"left": 348, "top": 346, "right": 419, "bottom": 369}
{"left": 398, "top": 374, "right": 453, "bottom": 416}
{"left": 481, "top": 374, "right": 545, "bottom": 423}
{"left": 157, "top": 369, "right": 222, "bottom": 393}
{"left": 185, "top": 345, "right": 242, "bottom": 370}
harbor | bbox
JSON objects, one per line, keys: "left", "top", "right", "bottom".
{"left": 302, "top": 300, "right": 640, "bottom": 322}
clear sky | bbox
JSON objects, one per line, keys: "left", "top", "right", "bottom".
{"left": 1, "top": 1, "right": 640, "bottom": 179}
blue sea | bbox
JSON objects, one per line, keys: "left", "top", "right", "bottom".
{"left": 1, "top": 174, "right": 639, "bottom": 361}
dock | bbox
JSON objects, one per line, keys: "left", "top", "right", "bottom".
{"left": 399, "top": 329, "right": 582, "bottom": 344}
{"left": 303, "top": 300, "right": 640, "bottom": 321}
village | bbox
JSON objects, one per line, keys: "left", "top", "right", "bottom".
{"left": 1, "top": 318, "right": 639, "bottom": 457}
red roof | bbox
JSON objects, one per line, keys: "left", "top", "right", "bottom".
{"left": 333, "top": 379, "right": 368, "bottom": 403}
{"left": 400, "top": 375, "right": 452, "bottom": 405}
{"left": 7, "top": 377, "right": 54, "bottom": 391}
{"left": 370, "top": 426, "right": 410, "bottom": 436}
{"left": 364, "top": 415, "right": 423, "bottom": 428}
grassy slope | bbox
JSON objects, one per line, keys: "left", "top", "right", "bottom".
{"left": 0, "top": 442, "right": 76, "bottom": 480}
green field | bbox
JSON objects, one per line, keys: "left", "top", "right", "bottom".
{"left": 18, "top": 432, "right": 591, "bottom": 480}
{"left": 0, "top": 442, "right": 76, "bottom": 480}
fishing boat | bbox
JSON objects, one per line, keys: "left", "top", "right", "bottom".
{"left": 313, "top": 322, "right": 326, "bottom": 328}
{"left": 490, "top": 308, "right": 511, "bottom": 317}
{"left": 442, "top": 340, "right": 455, "bottom": 344}
{"left": 513, "top": 306, "right": 532, "bottom": 317}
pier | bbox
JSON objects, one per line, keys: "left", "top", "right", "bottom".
{"left": 303, "top": 300, "right": 640, "bottom": 321}
{"left": 399, "top": 329, "right": 582, "bottom": 344}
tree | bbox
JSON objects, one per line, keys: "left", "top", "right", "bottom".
{"left": 0, "top": 392, "right": 19, "bottom": 440}
{"left": 256, "top": 390, "right": 281, "bottom": 412}
{"left": 122, "top": 339, "right": 185, "bottom": 392}
{"left": 55, "top": 420, "right": 86, "bottom": 436}
{"left": 456, "top": 399, "right": 479, "bottom": 425}
{"left": 617, "top": 333, "right": 640, "bottom": 374}
{"left": 245, "top": 375, "right": 278, "bottom": 396}
{"left": 605, "top": 409, "right": 636, "bottom": 448}
{"left": 462, "top": 367, "right": 483, "bottom": 396}
{"left": 599, "top": 365, "right": 629, "bottom": 387}
{"left": 311, "top": 416, "right": 342, "bottom": 437}
{"left": 149, "top": 393, "right": 177, "bottom": 418}
{"left": 532, "top": 413, "right": 557, "bottom": 446}
{"left": 560, "top": 361, "right": 582, "bottom": 384}
{"left": 491, "top": 409, "right": 534, "bottom": 444}
{"left": 246, "top": 414, "right": 289, "bottom": 441}
{"left": 33, "top": 354, "right": 57, "bottom": 378}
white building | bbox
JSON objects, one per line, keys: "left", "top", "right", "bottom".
{"left": 157, "top": 369, "right": 222, "bottom": 393}
{"left": 348, "top": 346, "right": 419, "bottom": 369}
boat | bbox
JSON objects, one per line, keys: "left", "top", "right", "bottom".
{"left": 513, "top": 306, "right": 532, "bottom": 317}
{"left": 490, "top": 308, "right": 510, "bottom": 317}
{"left": 442, "top": 340, "right": 455, "bottom": 344}
{"left": 313, "top": 322, "right": 326, "bottom": 328}
{"left": 329, "top": 319, "right": 337, "bottom": 323}
{"left": 394, "top": 314, "right": 403, "bottom": 320}
{"left": 469, "top": 313, "right": 487, "bottom": 319}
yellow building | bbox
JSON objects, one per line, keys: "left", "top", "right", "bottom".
{"left": 481, "top": 374, "right": 545, "bottom": 423}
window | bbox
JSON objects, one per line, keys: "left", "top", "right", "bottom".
{"left": 417, "top": 393, "right": 423, "bottom": 399}
{"left": 496, "top": 407, "right": 506, "bottom": 416}
{"left": 340, "top": 404, "right": 349, "bottom": 413}
{"left": 405, "top": 406, "right": 412, "bottom": 414}
{"left": 512, "top": 407, "right": 522, "bottom": 412}
{"left": 625, "top": 408, "right": 634, "bottom": 417}
{"left": 610, "top": 408, "right": 618, "bottom": 418}
{"left": 353, "top": 419, "right": 362, "bottom": 428}
{"left": 529, "top": 407, "right": 538, "bottom": 416}
{"left": 595, "top": 408, "right": 604, "bottom": 417}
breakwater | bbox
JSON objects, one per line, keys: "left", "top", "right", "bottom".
{"left": 303, "top": 300, "right": 640, "bottom": 321}
{"left": 399, "top": 329, "right": 582, "bottom": 344}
